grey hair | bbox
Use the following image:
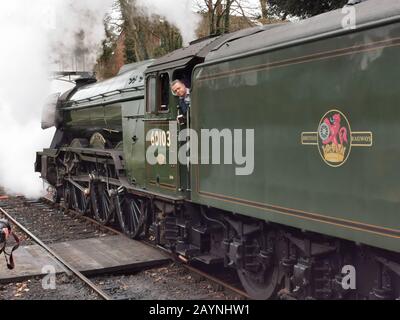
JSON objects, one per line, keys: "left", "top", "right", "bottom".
{"left": 170, "top": 79, "right": 184, "bottom": 87}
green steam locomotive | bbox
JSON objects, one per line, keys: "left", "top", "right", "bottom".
{"left": 36, "top": 0, "right": 400, "bottom": 299}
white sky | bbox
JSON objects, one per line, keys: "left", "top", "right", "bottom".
{"left": 194, "top": 0, "right": 262, "bottom": 16}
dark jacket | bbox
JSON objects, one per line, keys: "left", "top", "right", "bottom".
{"left": 178, "top": 89, "right": 191, "bottom": 114}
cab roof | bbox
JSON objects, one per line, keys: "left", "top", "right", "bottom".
{"left": 145, "top": 37, "right": 222, "bottom": 74}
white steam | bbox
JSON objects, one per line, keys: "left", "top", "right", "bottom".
{"left": 51, "top": 0, "right": 114, "bottom": 71}
{"left": 136, "top": 0, "right": 201, "bottom": 45}
{"left": 0, "top": 0, "right": 112, "bottom": 198}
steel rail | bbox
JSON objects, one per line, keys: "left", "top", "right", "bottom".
{"left": 0, "top": 206, "right": 112, "bottom": 301}
{"left": 183, "top": 264, "right": 250, "bottom": 299}
{"left": 44, "top": 198, "right": 249, "bottom": 299}
{"left": 40, "top": 197, "right": 123, "bottom": 237}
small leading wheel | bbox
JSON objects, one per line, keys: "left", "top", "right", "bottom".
{"left": 90, "top": 182, "right": 113, "bottom": 225}
{"left": 116, "top": 194, "right": 148, "bottom": 239}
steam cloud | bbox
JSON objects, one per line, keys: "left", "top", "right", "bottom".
{"left": 51, "top": 0, "right": 114, "bottom": 71}
{"left": 0, "top": 0, "right": 113, "bottom": 198}
{"left": 136, "top": 0, "right": 201, "bottom": 45}
{"left": 0, "top": 0, "right": 200, "bottom": 198}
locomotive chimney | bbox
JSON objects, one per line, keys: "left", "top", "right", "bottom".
{"left": 74, "top": 74, "right": 97, "bottom": 87}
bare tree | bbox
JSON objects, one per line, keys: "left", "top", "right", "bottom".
{"left": 196, "top": 0, "right": 235, "bottom": 35}
{"left": 232, "top": 0, "right": 260, "bottom": 25}
{"left": 118, "top": 0, "right": 150, "bottom": 62}
{"left": 96, "top": 0, "right": 183, "bottom": 79}
{"left": 118, "top": 0, "right": 182, "bottom": 62}
{"left": 259, "top": 0, "right": 268, "bottom": 19}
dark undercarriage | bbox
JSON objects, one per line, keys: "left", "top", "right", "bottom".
{"left": 36, "top": 146, "right": 400, "bottom": 300}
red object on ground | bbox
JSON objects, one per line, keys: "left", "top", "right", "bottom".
{"left": 0, "top": 196, "right": 9, "bottom": 200}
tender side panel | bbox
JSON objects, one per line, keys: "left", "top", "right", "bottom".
{"left": 191, "top": 23, "right": 400, "bottom": 252}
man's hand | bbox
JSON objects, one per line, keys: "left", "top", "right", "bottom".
{"left": 1, "top": 228, "right": 10, "bottom": 241}
{"left": 177, "top": 114, "right": 186, "bottom": 125}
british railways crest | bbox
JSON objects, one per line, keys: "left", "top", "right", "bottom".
{"left": 301, "top": 109, "right": 373, "bottom": 167}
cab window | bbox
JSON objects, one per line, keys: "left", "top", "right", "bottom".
{"left": 159, "top": 73, "right": 170, "bottom": 113}
{"left": 146, "top": 76, "right": 157, "bottom": 113}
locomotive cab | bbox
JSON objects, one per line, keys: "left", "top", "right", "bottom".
{"left": 143, "top": 37, "right": 229, "bottom": 198}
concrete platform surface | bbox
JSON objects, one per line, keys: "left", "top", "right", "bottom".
{"left": 0, "top": 236, "right": 170, "bottom": 283}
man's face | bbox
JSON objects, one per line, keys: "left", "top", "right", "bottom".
{"left": 171, "top": 82, "right": 187, "bottom": 98}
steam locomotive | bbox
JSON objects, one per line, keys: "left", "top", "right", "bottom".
{"left": 35, "top": 0, "right": 400, "bottom": 299}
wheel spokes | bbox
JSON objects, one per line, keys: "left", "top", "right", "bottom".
{"left": 67, "top": 183, "right": 89, "bottom": 216}
{"left": 90, "top": 182, "right": 113, "bottom": 224}
{"left": 116, "top": 194, "right": 147, "bottom": 239}
{"left": 63, "top": 183, "right": 72, "bottom": 209}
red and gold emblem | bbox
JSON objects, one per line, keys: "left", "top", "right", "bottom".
{"left": 318, "top": 110, "right": 351, "bottom": 167}
{"left": 302, "top": 109, "right": 373, "bottom": 167}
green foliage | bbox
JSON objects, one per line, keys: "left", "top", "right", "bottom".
{"left": 153, "top": 22, "right": 183, "bottom": 58}
{"left": 118, "top": 0, "right": 182, "bottom": 62}
{"left": 124, "top": 35, "right": 138, "bottom": 63}
{"left": 99, "top": 16, "right": 117, "bottom": 60}
{"left": 96, "top": 14, "right": 120, "bottom": 79}
{"left": 267, "top": 0, "right": 348, "bottom": 19}
{"left": 96, "top": 0, "right": 183, "bottom": 78}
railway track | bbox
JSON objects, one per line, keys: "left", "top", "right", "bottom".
{"left": 0, "top": 193, "right": 248, "bottom": 300}
{"left": 41, "top": 196, "right": 250, "bottom": 299}
{"left": 0, "top": 203, "right": 111, "bottom": 300}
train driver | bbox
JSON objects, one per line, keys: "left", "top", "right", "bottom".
{"left": 171, "top": 80, "right": 190, "bottom": 125}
